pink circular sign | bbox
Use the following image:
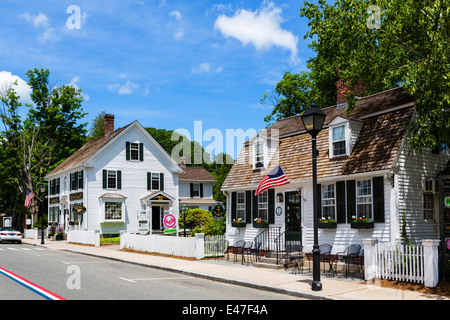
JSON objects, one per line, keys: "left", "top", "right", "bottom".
{"left": 163, "top": 214, "right": 176, "bottom": 229}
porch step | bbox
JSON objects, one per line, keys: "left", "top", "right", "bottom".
{"left": 253, "top": 262, "right": 285, "bottom": 270}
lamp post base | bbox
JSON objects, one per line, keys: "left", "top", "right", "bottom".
{"left": 312, "top": 280, "right": 322, "bottom": 291}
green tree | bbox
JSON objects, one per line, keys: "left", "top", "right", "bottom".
{"left": 86, "top": 110, "right": 106, "bottom": 142}
{"left": 0, "top": 69, "right": 87, "bottom": 219}
{"left": 265, "top": 0, "right": 450, "bottom": 150}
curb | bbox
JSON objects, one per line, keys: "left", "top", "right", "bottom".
{"left": 25, "top": 242, "right": 336, "bottom": 300}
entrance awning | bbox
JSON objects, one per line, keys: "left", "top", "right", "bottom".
{"left": 140, "top": 191, "right": 175, "bottom": 202}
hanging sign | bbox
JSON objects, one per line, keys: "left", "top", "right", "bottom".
{"left": 211, "top": 203, "right": 225, "bottom": 220}
{"left": 163, "top": 213, "right": 177, "bottom": 230}
{"left": 445, "top": 197, "right": 450, "bottom": 207}
{"left": 72, "top": 205, "right": 86, "bottom": 215}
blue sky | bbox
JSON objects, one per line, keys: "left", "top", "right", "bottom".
{"left": 0, "top": 0, "right": 315, "bottom": 157}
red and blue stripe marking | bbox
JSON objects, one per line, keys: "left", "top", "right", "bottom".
{"left": 0, "top": 266, "right": 65, "bottom": 300}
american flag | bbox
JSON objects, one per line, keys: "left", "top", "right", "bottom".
{"left": 24, "top": 189, "right": 35, "bottom": 208}
{"left": 254, "top": 165, "right": 290, "bottom": 196}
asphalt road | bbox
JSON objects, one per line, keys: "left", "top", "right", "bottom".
{"left": 0, "top": 243, "right": 304, "bottom": 301}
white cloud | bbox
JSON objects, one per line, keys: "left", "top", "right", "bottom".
{"left": 69, "top": 76, "right": 90, "bottom": 101}
{"left": 19, "top": 12, "right": 59, "bottom": 43}
{"left": 0, "top": 71, "right": 32, "bottom": 103}
{"left": 169, "top": 10, "right": 183, "bottom": 21}
{"left": 191, "top": 63, "right": 223, "bottom": 75}
{"left": 214, "top": 1, "right": 299, "bottom": 64}
{"left": 108, "top": 81, "right": 140, "bottom": 95}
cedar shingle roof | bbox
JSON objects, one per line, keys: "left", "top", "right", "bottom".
{"left": 222, "top": 87, "right": 414, "bottom": 190}
{"left": 46, "top": 124, "right": 131, "bottom": 177}
{"left": 179, "top": 166, "right": 216, "bottom": 182}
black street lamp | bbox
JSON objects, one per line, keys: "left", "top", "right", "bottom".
{"left": 39, "top": 184, "right": 46, "bottom": 245}
{"left": 300, "top": 103, "right": 326, "bottom": 292}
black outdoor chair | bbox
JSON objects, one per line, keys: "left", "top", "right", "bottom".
{"left": 307, "top": 244, "right": 332, "bottom": 273}
{"left": 346, "top": 249, "right": 364, "bottom": 278}
{"left": 233, "top": 240, "right": 246, "bottom": 264}
{"left": 336, "top": 244, "right": 362, "bottom": 278}
{"left": 283, "top": 244, "right": 304, "bottom": 274}
{"left": 246, "top": 241, "right": 262, "bottom": 264}
{"left": 242, "top": 241, "right": 254, "bottom": 265}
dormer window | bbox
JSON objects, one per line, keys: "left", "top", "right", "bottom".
{"left": 328, "top": 116, "right": 363, "bottom": 159}
{"left": 332, "top": 125, "right": 346, "bottom": 156}
{"left": 255, "top": 142, "right": 265, "bottom": 169}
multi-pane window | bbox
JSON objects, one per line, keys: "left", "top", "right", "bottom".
{"left": 332, "top": 125, "right": 346, "bottom": 156}
{"left": 423, "top": 180, "right": 435, "bottom": 221}
{"left": 322, "top": 184, "right": 336, "bottom": 220}
{"left": 357, "top": 180, "right": 372, "bottom": 219}
{"left": 255, "top": 142, "right": 264, "bottom": 168}
{"left": 105, "top": 202, "right": 122, "bottom": 220}
{"left": 257, "top": 191, "right": 268, "bottom": 221}
{"left": 107, "top": 170, "right": 117, "bottom": 189}
{"left": 151, "top": 173, "right": 160, "bottom": 190}
{"left": 192, "top": 183, "right": 200, "bottom": 197}
{"left": 70, "top": 202, "right": 83, "bottom": 223}
{"left": 130, "top": 143, "right": 139, "bottom": 161}
{"left": 49, "top": 206, "right": 59, "bottom": 223}
{"left": 236, "top": 192, "right": 246, "bottom": 221}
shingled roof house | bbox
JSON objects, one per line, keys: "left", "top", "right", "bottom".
{"left": 44, "top": 115, "right": 183, "bottom": 236}
{"left": 221, "top": 86, "right": 449, "bottom": 253}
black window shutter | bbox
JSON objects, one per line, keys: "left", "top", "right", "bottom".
{"left": 147, "top": 172, "right": 151, "bottom": 190}
{"left": 74, "top": 171, "right": 79, "bottom": 190}
{"left": 347, "top": 180, "right": 356, "bottom": 222}
{"left": 160, "top": 173, "right": 164, "bottom": 191}
{"left": 190, "top": 183, "right": 194, "bottom": 198}
{"left": 57, "top": 178, "right": 60, "bottom": 194}
{"left": 79, "top": 171, "right": 83, "bottom": 189}
{"left": 373, "top": 176, "right": 385, "bottom": 222}
{"left": 245, "top": 191, "right": 252, "bottom": 223}
{"left": 200, "top": 183, "right": 203, "bottom": 198}
{"left": 268, "top": 188, "right": 275, "bottom": 224}
{"left": 317, "top": 184, "right": 322, "bottom": 219}
{"left": 117, "top": 171, "right": 122, "bottom": 190}
{"left": 126, "top": 142, "right": 130, "bottom": 160}
{"left": 139, "top": 143, "right": 144, "bottom": 161}
{"left": 102, "top": 170, "right": 107, "bottom": 189}
{"left": 252, "top": 190, "right": 258, "bottom": 221}
{"left": 231, "top": 192, "right": 237, "bottom": 221}
{"left": 336, "top": 181, "right": 346, "bottom": 223}
{"left": 70, "top": 173, "right": 73, "bottom": 191}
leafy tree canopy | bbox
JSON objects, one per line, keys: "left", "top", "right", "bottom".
{"left": 263, "top": 0, "right": 450, "bottom": 150}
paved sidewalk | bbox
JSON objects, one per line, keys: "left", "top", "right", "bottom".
{"left": 22, "top": 238, "right": 448, "bottom": 300}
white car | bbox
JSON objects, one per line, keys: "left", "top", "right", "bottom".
{"left": 0, "top": 228, "right": 22, "bottom": 244}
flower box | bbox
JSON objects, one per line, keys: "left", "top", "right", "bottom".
{"left": 231, "top": 222, "right": 247, "bottom": 228}
{"left": 253, "top": 222, "right": 269, "bottom": 228}
{"left": 350, "top": 221, "right": 374, "bottom": 229}
{"left": 318, "top": 222, "right": 337, "bottom": 229}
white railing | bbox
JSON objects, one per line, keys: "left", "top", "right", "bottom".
{"left": 363, "top": 239, "right": 440, "bottom": 287}
{"left": 204, "top": 235, "right": 227, "bottom": 258}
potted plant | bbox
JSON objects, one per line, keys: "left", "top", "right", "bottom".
{"left": 253, "top": 218, "right": 268, "bottom": 228}
{"left": 318, "top": 217, "right": 337, "bottom": 229}
{"left": 350, "top": 216, "right": 374, "bottom": 229}
{"left": 55, "top": 227, "right": 64, "bottom": 240}
{"left": 231, "top": 218, "right": 246, "bottom": 228}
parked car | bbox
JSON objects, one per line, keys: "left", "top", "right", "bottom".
{"left": 0, "top": 227, "right": 22, "bottom": 244}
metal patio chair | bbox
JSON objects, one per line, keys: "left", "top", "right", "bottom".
{"left": 233, "top": 240, "right": 245, "bottom": 264}
{"left": 336, "top": 244, "right": 362, "bottom": 278}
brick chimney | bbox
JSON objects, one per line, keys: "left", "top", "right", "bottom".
{"left": 336, "top": 69, "right": 366, "bottom": 105}
{"left": 104, "top": 114, "right": 115, "bottom": 136}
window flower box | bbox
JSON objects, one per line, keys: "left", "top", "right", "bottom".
{"left": 232, "top": 219, "right": 246, "bottom": 228}
{"left": 350, "top": 216, "right": 374, "bottom": 229}
{"left": 253, "top": 218, "right": 268, "bottom": 228}
{"left": 318, "top": 218, "right": 337, "bottom": 229}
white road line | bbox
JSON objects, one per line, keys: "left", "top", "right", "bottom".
{"left": 7, "top": 247, "right": 19, "bottom": 251}
{"left": 119, "top": 277, "right": 189, "bottom": 283}
{"left": 20, "top": 248, "right": 32, "bottom": 251}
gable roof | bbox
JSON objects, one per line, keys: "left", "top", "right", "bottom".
{"left": 45, "top": 120, "right": 183, "bottom": 179}
{"left": 222, "top": 87, "right": 415, "bottom": 190}
{"left": 178, "top": 166, "right": 217, "bottom": 182}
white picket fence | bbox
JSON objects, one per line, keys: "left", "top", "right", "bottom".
{"left": 120, "top": 232, "right": 227, "bottom": 259}
{"left": 373, "top": 242, "right": 424, "bottom": 284}
{"left": 363, "top": 239, "right": 440, "bottom": 287}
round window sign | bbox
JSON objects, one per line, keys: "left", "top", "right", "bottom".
{"left": 163, "top": 214, "right": 177, "bottom": 229}
{"left": 276, "top": 206, "right": 282, "bottom": 216}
